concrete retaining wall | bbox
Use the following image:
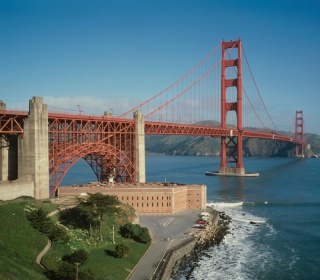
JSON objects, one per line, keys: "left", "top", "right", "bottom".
{"left": 152, "top": 209, "right": 220, "bottom": 280}
{"left": 159, "top": 238, "right": 198, "bottom": 280}
{"left": 0, "top": 176, "right": 34, "bottom": 200}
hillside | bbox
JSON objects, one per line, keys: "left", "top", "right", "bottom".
{"left": 0, "top": 199, "right": 52, "bottom": 280}
{"left": 145, "top": 122, "right": 320, "bottom": 157}
{"left": 0, "top": 197, "right": 149, "bottom": 280}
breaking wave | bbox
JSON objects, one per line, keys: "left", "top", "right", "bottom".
{"left": 189, "top": 201, "right": 276, "bottom": 279}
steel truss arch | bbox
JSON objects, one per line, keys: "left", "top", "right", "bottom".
{"left": 49, "top": 142, "right": 136, "bottom": 197}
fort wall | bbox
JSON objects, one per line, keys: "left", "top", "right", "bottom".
{"left": 58, "top": 182, "right": 207, "bottom": 214}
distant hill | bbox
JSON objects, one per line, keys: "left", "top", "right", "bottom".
{"left": 145, "top": 121, "right": 320, "bottom": 157}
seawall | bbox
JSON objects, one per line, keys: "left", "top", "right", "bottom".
{"left": 151, "top": 209, "right": 220, "bottom": 280}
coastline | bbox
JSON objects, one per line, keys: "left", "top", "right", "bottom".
{"left": 170, "top": 209, "right": 231, "bottom": 279}
{"left": 129, "top": 207, "right": 231, "bottom": 280}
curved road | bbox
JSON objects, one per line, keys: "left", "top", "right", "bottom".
{"left": 128, "top": 209, "right": 203, "bottom": 280}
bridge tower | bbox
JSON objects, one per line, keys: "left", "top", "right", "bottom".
{"left": 295, "top": 110, "right": 304, "bottom": 157}
{"left": 218, "top": 39, "right": 246, "bottom": 175}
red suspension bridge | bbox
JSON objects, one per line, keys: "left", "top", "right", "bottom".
{"left": 0, "top": 39, "right": 305, "bottom": 198}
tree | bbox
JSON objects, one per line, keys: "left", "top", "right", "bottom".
{"left": 114, "top": 243, "right": 131, "bottom": 258}
{"left": 62, "top": 249, "right": 89, "bottom": 266}
{"left": 77, "top": 198, "right": 99, "bottom": 238}
{"left": 51, "top": 260, "right": 94, "bottom": 280}
{"left": 83, "top": 193, "right": 120, "bottom": 241}
{"left": 26, "top": 207, "right": 53, "bottom": 235}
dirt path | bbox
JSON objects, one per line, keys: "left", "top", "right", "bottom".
{"left": 36, "top": 205, "right": 76, "bottom": 268}
{"left": 36, "top": 240, "right": 52, "bottom": 268}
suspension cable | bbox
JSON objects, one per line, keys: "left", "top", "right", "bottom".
{"left": 242, "top": 45, "right": 278, "bottom": 130}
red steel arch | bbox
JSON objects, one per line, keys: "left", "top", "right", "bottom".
{"left": 48, "top": 113, "right": 137, "bottom": 196}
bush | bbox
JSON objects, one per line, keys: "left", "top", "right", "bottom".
{"left": 26, "top": 207, "right": 70, "bottom": 243}
{"left": 119, "top": 223, "right": 137, "bottom": 238}
{"left": 15, "top": 196, "right": 35, "bottom": 200}
{"left": 120, "top": 223, "right": 151, "bottom": 244}
{"left": 114, "top": 243, "right": 131, "bottom": 258}
{"left": 135, "top": 227, "right": 151, "bottom": 244}
{"left": 47, "top": 250, "right": 93, "bottom": 280}
{"left": 48, "top": 224, "right": 70, "bottom": 243}
{"left": 26, "top": 207, "right": 54, "bottom": 235}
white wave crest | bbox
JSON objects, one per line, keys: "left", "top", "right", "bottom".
{"left": 207, "top": 201, "right": 243, "bottom": 208}
{"left": 192, "top": 202, "right": 275, "bottom": 279}
{"left": 233, "top": 218, "right": 267, "bottom": 224}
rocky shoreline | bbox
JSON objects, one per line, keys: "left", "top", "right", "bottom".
{"left": 170, "top": 211, "right": 232, "bottom": 279}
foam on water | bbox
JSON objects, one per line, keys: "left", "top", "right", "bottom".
{"left": 210, "top": 202, "right": 244, "bottom": 208}
{"left": 190, "top": 202, "right": 276, "bottom": 280}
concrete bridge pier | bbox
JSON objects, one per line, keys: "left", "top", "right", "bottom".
{"left": 134, "top": 110, "right": 146, "bottom": 183}
{"left": 19, "top": 97, "right": 49, "bottom": 199}
{"left": 0, "top": 100, "right": 9, "bottom": 181}
{"left": 0, "top": 136, "right": 8, "bottom": 181}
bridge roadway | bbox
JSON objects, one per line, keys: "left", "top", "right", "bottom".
{"left": 128, "top": 209, "right": 202, "bottom": 280}
{"left": 0, "top": 110, "right": 303, "bottom": 145}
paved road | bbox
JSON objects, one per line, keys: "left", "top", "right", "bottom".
{"left": 128, "top": 209, "right": 203, "bottom": 280}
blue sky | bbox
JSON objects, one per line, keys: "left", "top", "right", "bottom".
{"left": 1, "top": 0, "right": 320, "bottom": 133}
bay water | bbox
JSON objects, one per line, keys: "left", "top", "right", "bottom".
{"left": 63, "top": 155, "right": 320, "bottom": 280}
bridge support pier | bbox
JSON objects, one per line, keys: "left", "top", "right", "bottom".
{"left": 0, "top": 101, "right": 9, "bottom": 181}
{"left": 134, "top": 110, "right": 146, "bottom": 183}
{"left": 20, "top": 97, "right": 49, "bottom": 199}
{"left": 0, "top": 136, "right": 9, "bottom": 181}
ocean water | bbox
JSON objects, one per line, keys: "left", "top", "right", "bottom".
{"left": 63, "top": 155, "right": 320, "bottom": 280}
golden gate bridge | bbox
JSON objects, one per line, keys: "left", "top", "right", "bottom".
{"left": 0, "top": 39, "right": 305, "bottom": 198}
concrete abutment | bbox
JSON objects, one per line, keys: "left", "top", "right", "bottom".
{"left": 0, "top": 97, "right": 49, "bottom": 200}
{"left": 134, "top": 110, "right": 146, "bottom": 183}
{"left": 22, "top": 97, "right": 49, "bottom": 199}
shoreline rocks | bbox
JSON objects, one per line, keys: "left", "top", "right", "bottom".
{"left": 170, "top": 211, "right": 231, "bottom": 279}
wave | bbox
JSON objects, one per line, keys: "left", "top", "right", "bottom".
{"left": 243, "top": 201, "right": 320, "bottom": 208}
{"left": 207, "top": 201, "right": 244, "bottom": 208}
{"left": 207, "top": 201, "right": 269, "bottom": 208}
{"left": 208, "top": 201, "right": 320, "bottom": 209}
{"left": 192, "top": 202, "right": 276, "bottom": 279}
{"left": 232, "top": 218, "right": 267, "bottom": 224}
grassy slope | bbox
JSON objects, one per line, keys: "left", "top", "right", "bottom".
{"left": 42, "top": 202, "right": 150, "bottom": 280}
{"left": 85, "top": 241, "right": 149, "bottom": 280}
{"left": 0, "top": 199, "right": 150, "bottom": 280}
{"left": 0, "top": 200, "right": 48, "bottom": 280}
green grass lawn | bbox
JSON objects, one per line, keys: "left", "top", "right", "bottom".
{"left": 85, "top": 241, "right": 150, "bottom": 280}
{"left": 0, "top": 197, "right": 150, "bottom": 280}
{"left": 0, "top": 200, "right": 49, "bottom": 280}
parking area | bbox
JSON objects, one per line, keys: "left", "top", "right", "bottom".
{"left": 128, "top": 209, "right": 206, "bottom": 280}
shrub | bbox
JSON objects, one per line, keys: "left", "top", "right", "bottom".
{"left": 120, "top": 223, "right": 151, "bottom": 244}
{"left": 48, "top": 224, "right": 70, "bottom": 243}
{"left": 15, "top": 196, "right": 35, "bottom": 200}
{"left": 114, "top": 243, "right": 131, "bottom": 258}
{"left": 26, "top": 207, "right": 54, "bottom": 235}
{"left": 119, "top": 223, "right": 137, "bottom": 238}
{"left": 26, "top": 207, "right": 70, "bottom": 243}
{"left": 135, "top": 227, "right": 151, "bottom": 244}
